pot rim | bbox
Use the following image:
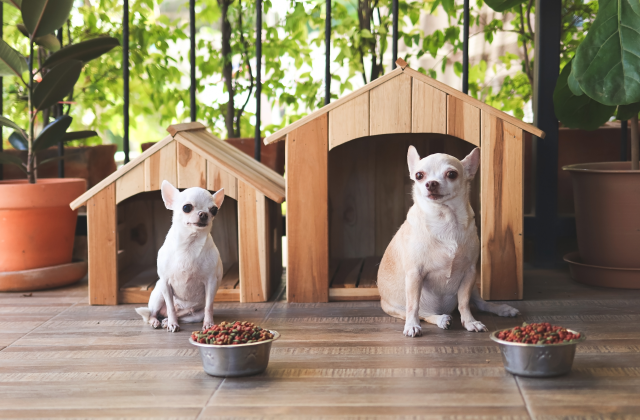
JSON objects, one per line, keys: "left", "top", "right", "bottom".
{"left": 564, "top": 251, "right": 640, "bottom": 272}
{"left": 489, "top": 329, "right": 586, "bottom": 348}
{"left": 189, "top": 330, "right": 280, "bottom": 348}
{"left": 563, "top": 162, "right": 640, "bottom": 173}
{"left": 0, "top": 178, "right": 87, "bottom": 186}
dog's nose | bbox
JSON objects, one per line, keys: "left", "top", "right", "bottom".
{"left": 426, "top": 180, "right": 439, "bottom": 191}
{"left": 198, "top": 212, "right": 208, "bottom": 221}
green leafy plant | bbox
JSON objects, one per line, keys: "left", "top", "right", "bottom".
{"left": 551, "top": 0, "right": 640, "bottom": 169}
{"left": 0, "top": 0, "right": 119, "bottom": 183}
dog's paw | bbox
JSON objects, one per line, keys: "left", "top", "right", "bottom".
{"left": 403, "top": 322, "right": 422, "bottom": 338}
{"left": 166, "top": 321, "right": 180, "bottom": 333}
{"left": 161, "top": 318, "right": 168, "bottom": 329}
{"left": 203, "top": 320, "right": 215, "bottom": 331}
{"left": 437, "top": 315, "right": 452, "bottom": 330}
{"left": 462, "top": 320, "right": 488, "bottom": 332}
{"left": 496, "top": 304, "right": 520, "bottom": 317}
{"left": 149, "top": 317, "right": 161, "bottom": 329}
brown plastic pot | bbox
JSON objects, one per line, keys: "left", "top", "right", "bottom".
{"left": 0, "top": 179, "right": 86, "bottom": 275}
{"left": 564, "top": 162, "right": 640, "bottom": 269}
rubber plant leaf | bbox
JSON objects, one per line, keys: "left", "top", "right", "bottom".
{"left": 17, "top": 24, "right": 60, "bottom": 52}
{"left": 572, "top": 0, "right": 640, "bottom": 106}
{"left": 21, "top": 0, "right": 74, "bottom": 39}
{"left": 1, "top": 0, "right": 22, "bottom": 9}
{"left": 0, "top": 152, "right": 27, "bottom": 173}
{"left": 32, "top": 60, "right": 83, "bottom": 112}
{"left": 62, "top": 131, "right": 98, "bottom": 141}
{"left": 33, "top": 115, "right": 72, "bottom": 152}
{"left": 43, "top": 37, "right": 120, "bottom": 69}
{"left": 0, "top": 115, "right": 26, "bottom": 135}
{"left": 484, "top": 0, "right": 527, "bottom": 12}
{"left": 553, "top": 60, "right": 616, "bottom": 131}
{"left": 567, "top": 69, "right": 583, "bottom": 97}
{"left": 8, "top": 130, "right": 28, "bottom": 150}
{"left": 0, "top": 39, "right": 27, "bottom": 78}
{"left": 617, "top": 102, "right": 640, "bottom": 120}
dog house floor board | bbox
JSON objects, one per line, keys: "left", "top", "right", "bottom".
{"left": 329, "top": 257, "right": 381, "bottom": 301}
{"left": 118, "top": 262, "right": 241, "bottom": 304}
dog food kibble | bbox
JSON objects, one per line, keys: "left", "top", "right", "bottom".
{"left": 191, "top": 321, "right": 274, "bottom": 345}
{"left": 497, "top": 322, "right": 581, "bottom": 344}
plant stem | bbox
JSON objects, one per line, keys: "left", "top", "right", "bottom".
{"left": 632, "top": 114, "right": 639, "bottom": 170}
{"left": 27, "top": 40, "right": 35, "bottom": 184}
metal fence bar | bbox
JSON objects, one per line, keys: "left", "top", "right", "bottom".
{"left": 532, "top": 0, "right": 561, "bottom": 267}
{"left": 391, "top": 0, "right": 398, "bottom": 69}
{"left": 621, "top": 120, "right": 628, "bottom": 161}
{"left": 255, "top": 0, "right": 262, "bottom": 161}
{"left": 190, "top": 0, "right": 196, "bottom": 122}
{"left": 324, "top": 0, "right": 331, "bottom": 105}
{"left": 57, "top": 28, "right": 64, "bottom": 178}
{"left": 123, "top": 0, "right": 130, "bottom": 164}
{"left": 462, "top": 0, "right": 469, "bottom": 94}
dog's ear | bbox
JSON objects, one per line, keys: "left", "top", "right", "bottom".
{"left": 212, "top": 188, "right": 225, "bottom": 209}
{"left": 161, "top": 180, "right": 180, "bottom": 210}
{"left": 461, "top": 148, "right": 480, "bottom": 179}
{"left": 407, "top": 146, "right": 421, "bottom": 179}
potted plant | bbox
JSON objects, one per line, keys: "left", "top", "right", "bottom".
{"left": 552, "top": 0, "right": 640, "bottom": 288}
{"left": 0, "top": 0, "right": 118, "bottom": 291}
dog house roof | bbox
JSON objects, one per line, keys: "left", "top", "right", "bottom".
{"left": 70, "top": 123, "right": 286, "bottom": 210}
{"left": 264, "top": 60, "right": 545, "bottom": 147}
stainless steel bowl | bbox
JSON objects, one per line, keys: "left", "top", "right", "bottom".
{"left": 190, "top": 330, "right": 280, "bottom": 377}
{"left": 490, "top": 329, "right": 586, "bottom": 377}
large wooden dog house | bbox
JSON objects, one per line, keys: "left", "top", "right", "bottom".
{"left": 265, "top": 60, "right": 545, "bottom": 303}
{"left": 71, "top": 122, "right": 285, "bottom": 305}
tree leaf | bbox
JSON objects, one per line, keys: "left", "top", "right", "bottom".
{"left": 617, "top": 102, "right": 640, "bottom": 120}
{"left": 32, "top": 60, "right": 83, "bottom": 112}
{"left": 0, "top": 115, "right": 26, "bottom": 134}
{"left": 8, "top": 131, "right": 28, "bottom": 150}
{"left": 1, "top": 0, "right": 22, "bottom": 9}
{"left": 17, "top": 24, "right": 60, "bottom": 52}
{"left": 553, "top": 60, "right": 616, "bottom": 130}
{"left": 484, "top": 0, "right": 527, "bottom": 12}
{"left": 0, "top": 152, "right": 27, "bottom": 173}
{"left": 63, "top": 131, "right": 98, "bottom": 141}
{"left": 33, "top": 115, "right": 72, "bottom": 152}
{"left": 21, "top": 0, "right": 74, "bottom": 39}
{"left": 567, "top": 70, "right": 583, "bottom": 96}
{"left": 0, "top": 39, "right": 27, "bottom": 78}
{"left": 42, "top": 37, "right": 120, "bottom": 69}
{"left": 572, "top": 0, "right": 640, "bottom": 106}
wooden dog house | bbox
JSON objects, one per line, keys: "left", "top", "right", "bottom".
{"left": 70, "top": 122, "right": 285, "bottom": 305}
{"left": 264, "top": 60, "right": 545, "bottom": 303}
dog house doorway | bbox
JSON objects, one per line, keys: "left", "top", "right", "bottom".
{"left": 328, "top": 133, "right": 479, "bottom": 301}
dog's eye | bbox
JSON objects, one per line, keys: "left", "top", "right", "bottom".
{"left": 182, "top": 204, "right": 193, "bottom": 213}
{"left": 447, "top": 171, "right": 458, "bottom": 180}
{"left": 415, "top": 172, "right": 424, "bottom": 180}
{"left": 210, "top": 206, "right": 218, "bottom": 216}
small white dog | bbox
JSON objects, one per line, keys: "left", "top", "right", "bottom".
{"left": 377, "top": 146, "right": 519, "bottom": 337}
{"left": 135, "top": 181, "right": 224, "bottom": 332}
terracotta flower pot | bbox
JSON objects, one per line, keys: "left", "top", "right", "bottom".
{"left": 0, "top": 178, "right": 86, "bottom": 274}
{"left": 564, "top": 162, "right": 640, "bottom": 269}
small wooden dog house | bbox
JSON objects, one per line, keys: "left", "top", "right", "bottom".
{"left": 264, "top": 60, "right": 545, "bottom": 303}
{"left": 71, "top": 122, "right": 285, "bottom": 305}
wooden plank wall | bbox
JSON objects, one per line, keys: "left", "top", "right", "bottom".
{"left": 87, "top": 184, "right": 118, "bottom": 305}
{"left": 286, "top": 115, "right": 329, "bottom": 303}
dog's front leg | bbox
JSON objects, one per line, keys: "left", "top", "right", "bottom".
{"left": 458, "top": 269, "right": 487, "bottom": 332}
{"left": 161, "top": 282, "right": 180, "bottom": 333}
{"left": 403, "top": 269, "right": 423, "bottom": 337}
{"left": 202, "top": 278, "right": 217, "bottom": 330}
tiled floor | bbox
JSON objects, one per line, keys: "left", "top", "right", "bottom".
{"left": 1, "top": 269, "right": 639, "bottom": 419}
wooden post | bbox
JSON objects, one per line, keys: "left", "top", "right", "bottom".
{"left": 87, "top": 184, "right": 118, "bottom": 305}
{"left": 238, "top": 181, "right": 269, "bottom": 302}
{"left": 286, "top": 115, "right": 329, "bottom": 303}
{"left": 480, "top": 111, "right": 524, "bottom": 300}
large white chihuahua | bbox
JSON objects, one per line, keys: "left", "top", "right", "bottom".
{"left": 377, "top": 147, "right": 519, "bottom": 337}
{"left": 136, "top": 181, "right": 224, "bottom": 332}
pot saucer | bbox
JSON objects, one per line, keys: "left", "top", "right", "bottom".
{"left": 564, "top": 252, "right": 640, "bottom": 289}
{"left": 0, "top": 260, "right": 87, "bottom": 292}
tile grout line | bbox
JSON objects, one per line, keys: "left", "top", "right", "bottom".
{"left": 514, "top": 375, "right": 534, "bottom": 420}
{"left": 195, "top": 377, "right": 225, "bottom": 420}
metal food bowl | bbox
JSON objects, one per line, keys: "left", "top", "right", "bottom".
{"left": 490, "top": 329, "right": 586, "bottom": 377}
{"left": 190, "top": 330, "right": 280, "bottom": 377}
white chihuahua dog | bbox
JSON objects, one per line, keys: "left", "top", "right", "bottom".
{"left": 136, "top": 180, "right": 224, "bottom": 333}
{"left": 377, "top": 147, "right": 519, "bottom": 337}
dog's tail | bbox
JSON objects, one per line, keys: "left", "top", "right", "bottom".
{"left": 135, "top": 307, "right": 151, "bottom": 323}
